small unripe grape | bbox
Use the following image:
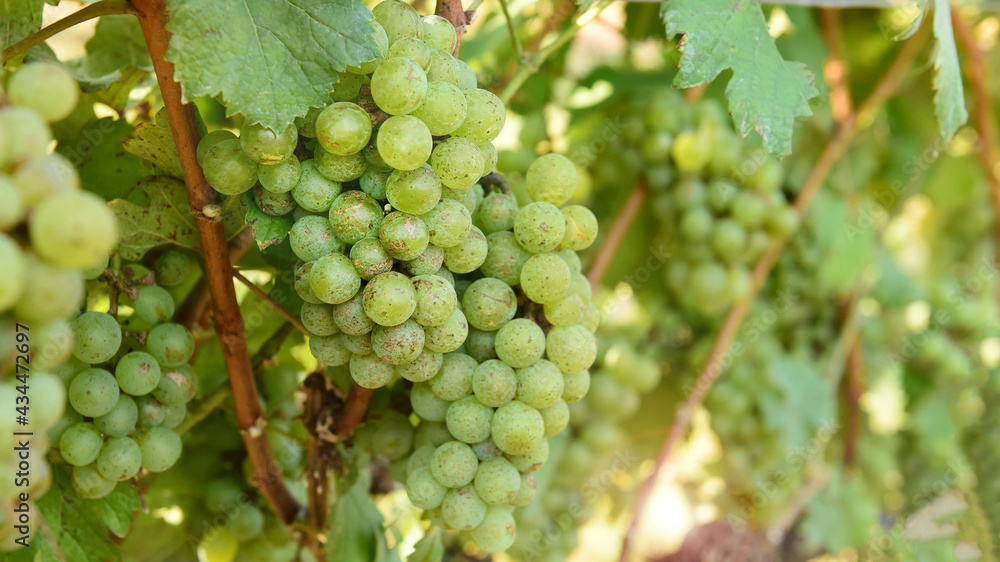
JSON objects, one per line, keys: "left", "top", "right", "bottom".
{"left": 421, "top": 14, "right": 457, "bottom": 53}
{"left": 442, "top": 226, "right": 488, "bottom": 274}
{"left": 373, "top": 0, "right": 422, "bottom": 44}
{"left": 507, "top": 439, "right": 549, "bottom": 472}
{"left": 490, "top": 400, "right": 543, "bottom": 455}
{"left": 362, "top": 271, "right": 417, "bottom": 326}
{"left": 71, "top": 312, "right": 121, "bottom": 364}
{"left": 442, "top": 485, "right": 487, "bottom": 530}
{"left": 546, "top": 325, "right": 598, "bottom": 375}
{"left": 520, "top": 253, "right": 571, "bottom": 305}
{"left": 421, "top": 199, "right": 472, "bottom": 248}
{"left": 96, "top": 436, "right": 142, "bottom": 481}
{"left": 309, "top": 253, "right": 361, "bottom": 305}
{"left": 291, "top": 160, "right": 342, "bottom": 212}
{"left": 451, "top": 89, "right": 505, "bottom": 145}
{"left": 72, "top": 464, "right": 116, "bottom": 499}
{"left": 526, "top": 153, "right": 577, "bottom": 205}
{"left": 316, "top": 102, "right": 372, "bottom": 156}
{"left": 146, "top": 323, "right": 195, "bottom": 368}
{"left": 204, "top": 139, "right": 258, "bottom": 195}
{"left": 431, "top": 441, "right": 478, "bottom": 488}
{"left": 513, "top": 202, "right": 566, "bottom": 254}
{"left": 411, "top": 81, "right": 467, "bottom": 135}
{"left": 95, "top": 395, "right": 138, "bottom": 437}
{"left": 309, "top": 334, "right": 352, "bottom": 366}
{"left": 410, "top": 382, "right": 452, "bottom": 422}
{"left": 407, "top": 466, "right": 448, "bottom": 509}
{"left": 386, "top": 164, "right": 442, "bottom": 215}
{"left": 514, "top": 360, "right": 563, "bottom": 409}
{"left": 329, "top": 190, "right": 383, "bottom": 244}
{"left": 240, "top": 122, "right": 297, "bottom": 164}
{"left": 429, "top": 353, "right": 477, "bottom": 401}
{"left": 396, "top": 349, "right": 443, "bottom": 382}
{"left": 412, "top": 274, "right": 457, "bottom": 327}
{"left": 258, "top": 155, "right": 301, "bottom": 193}
{"left": 470, "top": 506, "right": 517, "bottom": 553}
{"left": 422, "top": 307, "right": 468, "bottom": 353}
{"left": 116, "top": 351, "right": 161, "bottom": 396}
{"left": 349, "top": 353, "right": 394, "bottom": 388}
{"left": 377, "top": 115, "right": 433, "bottom": 171}
{"left": 371, "top": 320, "right": 425, "bottom": 365}
{"left": 59, "top": 422, "right": 104, "bottom": 466}
{"left": 133, "top": 285, "right": 175, "bottom": 324}
{"left": 446, "top": 396, "right": 493, "bottom": 443}
{"left": 153, "top": 251, "right": 196, "bottom": 287}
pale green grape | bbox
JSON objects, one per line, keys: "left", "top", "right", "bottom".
{"left": 726, "top": 265, "right": 752, "bottom": 301}
{"left": 520, "top": 253, "right": 570, "bottom": 305}
{"left": 710, "top": 219, "right": 747, "bottom": 261}
{"left": 514, "top": 360, "right": 563, "bottom": 409}
{"left": 442, "top": 485, "right": 487, "bottom": 530}
{"left": 434, "top": 267, "right": 455, "bottom": 286}
{"left": 12, "top": 152, "right": 79, "bottom": 208}
{"left": 421, "top": 15, "right": 457, "bottom": 52}
{"left": 360, "top": 167, "right": 390, "bottom": 199}
{"left": 373, "top": 0, "right": 421, "bottom": 43}
{"left": 227, "top": 505, "right": 264, "bottom": 542}
{"left": 479, "top": 143, "right": 498, "bottom": 176}
{"left": 472, "top": 439, "right": 502, "bottom": 462}
{"left": 386, "top": 164, "right": 442, "bottom": 215}
{"left": 410, "top": 81, "right": 467, "bottom": 135}
{"left": 309, "top": 334, "right": 352, "bottom": 366}
{"left": 240, "top": 122, "right": 297, "bottom": 164}
{"left": 765, "top": 205, "right": 800, "bottom": 237}
{"left": 95, "top": 395, "right": 138, "bottom": 437}
{"left": 451, "top": 89, "right": 505, "bottom": 145}
{"left": 470, "top": 506, "right": 516, "bottom": 553}
{"left": 691, "top": 261, "right": 728, "bottom": 302}
{"left": 732, "top": 192, "right": 766, "bottom": 228}
{"left": 362, "top": 271, "right": 417, "bottom": 326}
{"left": 479, "top": 231, "right": 529, "bottom": 286}
{"left": 581, "top": 420, "right": 625, "bottom": 453}
{"left": 454, "top": 59, "right": 477, "bottom": 91}
{"left": 388, "top": 36, "right": 431, "bottom": 69}
{"left": 349, "top": 353, "right": 394, "bottom": 388}
{"left": 197, "top": 130, "right": 238, "bottom": 165}
{"left": 559, "top": 205, "right": 597, "bottom": 251}
{"left": 475, "top": 193, "right": 517, "bottom": 234}
{"left": 513, "top": 202, "right": 566, "bottom": 254}
{"left": 0, "top": 107, "right": 51, "bottom": 168}
{"left": 426, "top": 50, "right": 464, "bottom": 87}
{"left": 412, "top": 274, "right": 457, "bottom": 326}
{"left": 301, "top": 302, "right": 338, "bottom": 336}
{"left": 316, "top": 102, "right": 372, "bottom": 156}
{"left": 289, "top": 215, "right": 342, "bottom": 262}
{"left": 371, "top": 319, "right": 425, "bottom": 364}
{"left": 333, "top": 293, "right": 375, "bottom": 335}
{"left": 377, "top": 115, "right": 432, "bottom": 171}
{"left": 465, "top": 328, "right": 497, "bottom": 362}
{"left": 204, "top": 139, "right": 258, "bottom": 195}
{"left": 133, "top": 285, "right": 175, "bottom": 325}
{"left": 71, "top": 312, "right": 121, "bottom": 364}
{"left": 408, "top": 443, "right": 436, "bottom": 473}
{"left": 8, "top": 63, "right": 78, "bottom": 122}
{"left": 546, "top": 325, "right": 596, "bottom": 375}
{"left": 526, "top": 153, "right": 577, "bottom": 205}
{"left": 539, "top": 400, "right": 569, "bottom": 436}
{"left": 680, "top": 206, "right": 712, "bottom": 240}
{"left": 330, "top": 71, "right": 364, "bottom": 101}
{"left": 396, "top": 349, "right": 443, "bottom": 382}
{"left": 135, "top": 427, "right": 182, "bottom": 472}
{"left": 543, "top": 294, "right": 584, "bottom": 327}
{"left": 671, "top": 129, "right": 711, "bottom": 172}
{"left": 421, "top": 199, "right": 472, "bottom": 248}
{"left": 329, "top": 190, "right": 383, "bottom": 244}
{"left": 750, "top": 158, "right": 785, "bottom": 192}
{"left": 510, "top": 473, "right": 536, "bottom": 506}
{"left": 204, "top": 479, "right": 245, "bottom": 513}
{"left": 146, "top": 323, "right": 195, "bottom": 367}
{"left": 30, "top": 190, "right": 118, "bottom": 268}
{"left": 429, "top": 353, "right": 477, "bottom": 401}
{"left": 197, "top": 527, "right": 239, "bottom": 562}
{"left": 411, "top": 381, "right": 451, "bottom": 421}
{"left": 72, "top": 464, "right": 117, "bottom": 499}
{"left": 379, "top": 211, "right": 429, "bottom": 260}
{"left": 508, "top": 439, "right": 548, "bottom": 473}
{"left": 96, "top": 436, "right": 141, "bottom": 480}
{"left": 25, "top": 371, "right": 65, "bottom": 430}
{"left": 490, "top": 400, "right": 543, "bottom": 455}
{"left": 253, "top": 185, "right": 296, "bottom": 216}
{"left": 442, "top": 185, "right": 477, "bottom": 213}
{"left": 116, "top": 351, "right": 161, "bottom": 396}
{"left": 15, "top": 255, "right": 84, "bottom": 323}
{"left": 0, "top": 176, "right": 25, "bottom": 230}
{"left": 473, "top": 360, "right": 517, "bottom": 407}
{"left": 258, "top": 156, "right": 301, "bottom": 193}
{"left": 494, "top": 318, "right": 545, "bottom": 369}
{"left": 295, "top": 261, "right": 322, "bottom": 304}
{"left": 152, "top": 366, "right": 196, "bottom": 406}
{"left": 407, "top": 466, "right": 448, "bottom": 509}
{"left": 431, "top": 441, "right": 478, "bottom": 488}
{"left": 371, "top": 58, "right": 428, "bottom": 115}
{"left": 371, "top": 411, "right": 414, "bottom": 460}
{"left": 350, "top": 238, "right": 394, "bottom": 280}
{"left": 431, "top": 137, "right": 485, "bottom": 189}
{"left": 423, "top": 307, "right": 468, "bottom": 353}
{"left": 401, "top": 244, "right": 443, "bottom": 276}
{"left": 59, "top": 422, "right": 104, "bottom": 466}
{"left": 341, "top": 332, "right": 372, "bottom": 355}
{"left": 291, "top": 160, "right": 342, "bottom": 212}
{"left": 153, "top": 251, "right": 196, "bottom": 288}
{"left": 446, "top": 396, "right": 493, "bottom": 443}
{"left": 136, "top": 396, "right": 167, "bottom": 428}
{"left": 314, "top": 148, "right": 367, "bottom": 182}
{"left": 309, "top": 253, "right": 361, "bottom": 305}
{"left": 442, "top": 225, "right": 487, "bottom": 273}
{"left": 462, "top": 278, "right": 516, "bottom": 331}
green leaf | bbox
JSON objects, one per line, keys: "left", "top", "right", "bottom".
{"left": 327, "top": 470, "right": 392, "bottom": 562}
{"left": 244, "top": 191, "right": 294, "bottom": 249}
{"left": 76, "top": 15, "right": 152, "bottom": 77}
{"left": 931, "top": 0, "right": 968, "bottom": 143}
{"left": 801, "top": 470, "right": 880, "bottom": 552}
{"left": 124, "top": 107, "right": 206, "bottom": 179}
{"left": 164, "top": 0, "right": 380, "bottom": 132}
{"left": 407, "top": 529, "right": 444, "bottom": 562}
{"left": 760, "top": 354, "right": 834, "bottom": 448}
{"left": 110, "top": 176, "right": 200, "bottom": 259}
{"left": 894, "top": 0, "right": 926, "bottom": 41}
{"left": 0, "top": 0, "right": 43, "bottom": 50}
{"left": 56, "top": 117, "right": 156, "bottom": 200}
{"left": 662, "top": 0, "right": 819, "bottom": 156}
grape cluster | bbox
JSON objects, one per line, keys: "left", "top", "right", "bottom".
{"left": 0, "top": 62, "right": 118, "bottom": 535}
{"left": 197, "top": 1, "right": 600, "bottom": 552}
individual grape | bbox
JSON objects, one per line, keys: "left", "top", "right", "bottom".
{"left": 546, "top": 325, "right": 597, "bottom": 375}
{"left": 350, "top": 238, "right": 394, "bottom": 280}
{"left": 526, "top": 153, "right": 577, "bottom": 205}
{"left": 407, "top": 466, "right": 448, "bottom": 509}
{"left": 513, "top": 202, "right": 566, "bottom": 254}
{"left": 442, "top": 225, "right": 488, "bottom": 273}
{"left": 471, "top": 506, "right": 516, "bottom": 553}
{"left": 581, "top": 420, "right": 625, "bottom": 453}
{"left": 204, "top": 479, "right": 245, "bottom": 513}
{"left": 11, "top": 152, "right": 78, "bottom": 208}
{"left": 258, "top": 157, "right": 301, "bottom": 193}
{"left": 136, "top": 395, "right": 167, "bottom": 428}
{"left": 291, "top": 160, "right": 342, "bottom": 212}
{"left": 421, "top": 199, "right": 472, "bottom": 248}
{"left": 379, "top": 212, "right": 429, "bottom": 260}
{"left": 732, "top": 192, "right": 766, "bottom": 228}
{"left": 348, "top": 20, "right": 390, "bottom": 75}
{"left": 294, "top": 261, "right": 322, "bottom": 304}
{"left": 8, "top": 63, "right": 79, "bottom": 122}
{"left": 407, "top": 443, "right": 437, "bottom": 473}
{"left": 559, "top": 205, "right": 598, "bottom": 251}
{"left": 514, "top": 360, "right": 564, "bottom": 409}
{"left": 421, "top": 14, "right": 457, "bottom": 52}
{"left": 373, "top": 0, "right": 421, "bottom": 44}
{"left": 431, "top": 137, "right": 485, "bottom": 190}
{"left": 0, "top": 177, "right": 25, "bottom": 231}
{"left": 429, "top": 353, "right": 476, "bottom": 401}
{"left": 377, "top": 115, "right": 433, "bottom": 171}
{"left": 710, "top": 219, "right": 747, "bottom": 261}
{"left": 309, "top": 334, "right": 352, "bottom": 366}
{"left": 316, "top": 102, "right": 372, "bottom": 156}
{"left": 71, "top": 312, "right": 121, "bottom": 364}
{"left": 765, "top": 205, "right": 800, "bottom": 236}
{"left": 454, "top": 59, "right": 477, "bottom": 91}
{"left": 520, "top": 253, "right": 570, "bottom": 305}
{"left": 539, "top": 400, "right": 570, "bottom": 436}
{"left": 671, "top": 129, "right": 710, "bottom": 172}
{"left": 0, "top": 106, "right": 52, "bottom": 168}
{"left": 134, "top": 427, "right": 182, "bottom": 473}
{"left": 479, "top": 143, "right": 498, "bottom": 175}
{"left": 580, "top": 302, "right": 600, "bottom": 332}
{"left": 749, "top": 158, "right": 785, "bottom": 192}
{"left": 23, "top": 371, "right": 64, "bottom": 431}
{"left": 371, "top": 57, "right": 428, "bottom": 115}
{"left": 59, "top": 422, "right": 104, "bottom": 466}
{"left": 204, "top": 139, "right": 258, "bottom": 195}
{"left": 146, "top": 323, "right": 195, "bottom": 367}
{"left": 360, "top": 167, "right": 391, "bottom": 199}
{"left": 475, "top": 193, "right": 518, "bottom": 234}
{"left": 543, "top": 294, "right": 584, "bottom": 327}
{"left": 452, "top": 89, "right": 505, "bottom": 145}
{"left": 442, "top": 485, "right": 487, "bottom": 530}
{"left": 446, "top": 396, "right": 493, "bottom": 443}
{"left": 95, "top": 395, "right": 138, "bottom": 438}
{"left": 133, "top": 285, "right": 175, "bottom": 325}
{"left": 96, "top": 436, "right": 141, "bottom": 481}
{"left": 423, "top": 307, "right": 468, "bottom": 353}
{"left": 410, "top": 81, "right": 467, "bottom": 135}
{"left": 425, "top": 49, "right": 463, "bottom": 87}
{"left": 434, "top": 267, "right": 455, "bottom": 286}
{"left": 72, "top": 464, "right": 117, "bottom": 499}
{"left": 442, "top": 185, "right": 477, "bottom": 214}
{"left": 161, "top": 403, "right": 186, "bottom": 430}
{"left": 240, "top": 122, "right": 296, "bottom": 164}
{"left": 349, "top": 353, "right": 394, "bottom": 389}
{"left": 509, "top": 439, "right": 549, "bottom": 473}
{"left": 386, "top": 164, "right": 442, "bottom": 215}
{"left": 680, "top": 206, "right": 712, "bottom": 240}
{"left": 478, "top": 231, "right": 529, "bottom": 287}
{"left": 341, "top": 332, "right": 372, "bottom": 355}
{"left": 472, "top": 360, "right": 517, "bottom": 407}
{"left": 153, "top": 251, "right": 196, "bottom": 288}
{"left": 372, "top": 320, "right": 425, "bottom": 365}
{"left": 401, "top": 244, "right": 444, "bottom": 276}
{"left": 726, "top": 265, "right": 752, "bottom": 301}
{"left": 371, "top": 411, "right": 414, "bottom": 461}
{"left": 412, "top": 274, "right": 458, "bottom": 326}
{"left": 253, "top": 185, "right": 296, "bottom": 216}
{"left": 691, "top": 261, "right": 728, "bottom": 302}
{"left": 490, "top": 400, "right": 544, "bottom": 455}
{"left": 396, "top": 349, "right": 444, "bottom": 382}
{"left": 197, "top": 527, "right": 239, "bottom": 562}
{"left": 388, "top": 36, "right": 432, "bottom": 69}
{"left": 462, "top": 278, "right": 516, "bottom": 331}
{"left": 362, "top": 271, "right": 417, "bottom": 326}
{"left": 333, "top": 293, "right": 376, "bottom": 335}
{"left": 14, "top": 255, "right": 84, "bottom": 323}
{"left": 494, "top": 319, "right": 545, "bottom": 369}
{"left": 411, "top": 382, "right": 452, "bottom": 422}
{"left": 464, "top": 328, "right": 497, "bottom": 362}
{"left": 196, "top": 130, "right": 238, "bottom": 165}
{"left": 510, "top": 473, "right": 536, "bottom": 507}
{"left": 431, "top": 441, "right": 478, "bottom": 488}
{"left": 301, "top": 302, "right": 338, "bottom": 336}
{"left": 315, "top": 148, "right": 367, "bottom": 182}
{"left": 309, "top": 253, "right": 361, "bottom": 304}
{"left": 30, "top": 190, "right": 118, "bottom": 269}
{"left": 328, "top": 190, "right": 383, "bottom": 244}
{"left": 227, "top": 505, "right": 264, "bottom": 542}
{"left": 152, "top": 366, "right": 197, "bottom": 406}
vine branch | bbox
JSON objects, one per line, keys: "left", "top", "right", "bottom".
{"left": 1, "top": 0, "right": 136, "bottom": 64}
{"left": 497, "top": 0, "right": 524, "bottom": 61}
{"left": 130, "top": 0, "right": 301, "bottom": 525}
{"left": 333, "top": 383, "right": 374, "bottom": 436}
{"left": 821, "top": 8, "right": 853, "bottom": 123}
{"left": 618, "top": 24, "right": 930, "bottom": 562}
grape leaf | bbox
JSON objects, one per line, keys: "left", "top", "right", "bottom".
{"left": 164, "top": 0, "right": 380, "bottom": 132}
{"left": 57, "top": 117, "right": 156, "bottom": 200}
{"left": 931, "top": 0, "right": 968, "bottom": 143}
{"left": 801, "top": 470, "right": 879, "bottom": 552}
{"left": 661, "top": 0, "right": 819, "bottom": 156}
{"left": 243, "top": 191, "right": 294, "bottom": 249}
{"left": 894, "top": 0, "right": 926, "bottom": 41}
{"left": 52, "top": 14, "right": 154, "bottom": 90}
{"left": 327, "top": 469, "right": 396, "bottom": 562}
{"left": 408, "top": 529, "right": 444, "bottom": 562}
{"left": 0, "top": 0, "right": 43, "bottom": 50}
{"left": 124, "top": 107, "right": 207, "bottom": 179}
{"left": 760, "top": 355, "right": 833, "bottom": 448}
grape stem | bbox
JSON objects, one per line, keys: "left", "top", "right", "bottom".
{"left": 952, "top": 10, "right": 1000, "bottom": 308}
{"left": 333, "top": 383, "right": 374, "bottom": 436}
{"left": 586, "top": 182, "right": 647, "bottom": 287}
{"left": 497, "top": 0, "right": 525, "bottom": 61}
{"left": 130, "top": 0, "right": 303, "bottom": 529}
{"left": 618, "top": 24, "right": 931, "bottom": 562}
{"left": 233, "top": 270, "right": 309, "bottom": 335}
{"left": 1, "top": 0, "right": 136, "bottom": 64}
{"left": 479, "top": 171, "right": 512, "bottom": 195}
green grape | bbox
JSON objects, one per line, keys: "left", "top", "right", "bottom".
{"left": 411, "top": 382, "right": 452, "bottom": 421}
{"left": 133, "top": 285, "right": 175, "bottom": 325}
{"left": 478, "top": 231, "right": 528, "bottom": 286}
{"left": 59, "top": 422, "right": 104, "bottom": 466}
{"left": 410, "top": 81, "right": 467, "bottom": 135}
{"left": 690, "top": 261, "right": 728, "bottom": 302}
{"left": 71, "top": 311, "right": 121, "bottom": 364}
{"left": 513, "top": 202, "right": 566, "bottom": 254}
{"left": 309, "top": 334, "right": 352, "bottom": 366}
{"left": 581, "top": 420, "right": 625, "bottom": 453}
{"left": 386, "top": 164, "right": 442, "bottom": 215}
{"left": 710, "top": 219, "right": 747, "bottom": 261}
{"left": 510, "top": 473, "right": 536, "bottom": 506}
{"left": 291, "top": 160, "right": 342, "bottom": 212}
{"left": 315, "top": 148, "right": 367, "bottom": 182}
{"left": 469, "top": 440, "right": 500, "bottom": 463}
{"left": 539, "top": 400, "right": 569, "bottom": 436}
{"left": 726, "top": 265, "right": 752, "bottom": 301}
{"left": 423, "top": 307, "right": 468, "bottom": 353}
{"left": 680, "top": 206, "right": 712, "bottom": 240}
{"left": 360, "top": 167, "right": 391, "bottom": 199}
{"left": 412, "top": 274, "right": 457, "bottom": 326}
{"left": 434, "top": 267, "right": 455, "bottom": 286}
{"left": 377, "top": 115, "right": 433, "bottom": 171}
{"left": 228, "top": 505, "right": 264, "bottom": 541}
{"left": 196, "top": 130, "right": 238, "bottom": 165}
{"left": 197, "top": 527, "right": 239, "bottom": 562}
{"left": 421, "top": 15, "right": 457, "bottom": 52}
{"left": 421, "top": 199, "right": 472, "bottom": 248}
{"left": 309, "top": 253, "right": 361, "bottom": 305}
{"left": 153, "top": 251, "right": 195, "bottom": 288}
{"left": 580, "top": 302, "right": 599, "bottom": 332}
{"left": 396, "top": 349, "right": 443, "bottom": 382}
{"left": 671, "top": 129, "right": 710, "bottom": 172}
{"left": 514, "top": 360, "right": 563, "bottom": 409}
{"left": 0, "top": 106, "right": 51, "bottom": 168}
{"left": 407, "top": 466, "right": 448, "bottom": 509}
{"left": 350, "top": 238, "right": 394, "bottom": 280}
{"left": 388, "top": 36, "right": 432, "bottom": 69}
{"left": 673, "top": 177, "right": 706, "bottom": 208}
{"left": 402, "top": 244, "right": 443, "bottom": 276}
{"left": 372, "top": 320, "right": 425, "bottom": 365}
{"left": 732, "top": 192, "right": 766, "bottom": 228}
{"left": 240, "top": 122, "right": 296, "bottom": 164}
{"left": 451, "top": 89, "right": 505, "bottom": 145}
{"left": 253, "top": 185, "right": 296, "bottom": 216}
{"left": 371, "top": 412, "right": 414, "bottom": 460}
{"left": 475, "top": 193, "right": 518, "bottom": 234}
{"left": 408, "top": 443, "right": 436, "bottom": 473}
{"left": 152, "top": 365, "right": 196, "bottom": 406}
{"left": 11, "top": 152, "right": 78, "bottom": 207}
{"left": 641, "top": 130, "right": 674, "bottom": 162}
{"left": 96, "top": 436, "right": 141, "bottom": 481}
{"left": 80, "top": 256, "right": 109, "bottom": 282}
{"left": 509, "top": 439, "right": 549, "bottom": 473}
{"left": 494, "top": 319, "right": 545, "bottom": 369}
{"left": 431, "top": 441, "right": 478, "bottom": 488}
{"left": 454, "top": 59, "right": 477, "bottom": 90}
{"left": 442, "top": 485, "right": 488, "bottom": 530}
{"left": 301, "top": 302, "right": 338, "bottom": 336}
{"left": 146, "top": 323, "right": 195, "bottom": 367}
{"left": 546, "top": 325, "right": 596, "bottom": 375}
{"left": 543, "top": 294, "right": 584, "bottom": 327}
{"left": 473, "top": 360, "right": 517, "bottom": 408}
{"left": 204, "top": 139, "right": 258, "bottom": 195}
{"left": 331, "top": 71, "right": 364, "bottom": 101}
{"left": 765, "top": 205, "right": 800, "bottom": 236}
{"left": 0, "top": 176, "right": 25, "bottom": 230}
{"left": 479, "top": 143, "right": 498, "bottom": 175}
{"left": 333, "top": 293, "right": 375, "bottom": 335}
{"left": 371, "top": 57, "right": 428, "bottom": 115}
{"left": 526, "top": 153, "right": 577, "bottom": 205}
{"left": 470, "top": 506, "right": 516, "bottom": 553}
{"left": 465, "top": 328, "right": 497, "bottom": 362}
{"left": 362, "top": 271, "right": 417, "bottom": 326}
{"left": 462, "top": 278, "right": 516, "bottom": 331}
{"left": 205, "top": 479, "right": 246, "bottom": 513}
{"left": 30, "top": 190, "right": 118, "bottom": 269}
{"left": 379, "top": 211, "right": 429, "bottom": 260}
{"left": 442, "top": 225, "right": 487, "bottom": 273}
{"left": 749, "top": 158, "right": 784, "bottom": 192}
{"left": 341, "top": 332, "right": 372, "bottom": 355}
{"left": 72, "top": 464, "right": 117, "bottom": 499}
{"left": 446, "top": 396, "right": 493, "bottom": 443}
{"left": 520, "top": 253, "right": 570, "bottom": 305}
{"left": 95, "top": 395, "right": 138, "bottom": 438}
{"left": 442, "top": 185, "right": 477, "bottom": 213}
{"left": 559, "top": 205, "right": 597, "bottom": 251}
{"left": 430, "top": 137, "right": 485, "bottom": 190}
{"left": 14, "top": 255, "right": 84, "bottom": 323}
{"left": 328, "top": 190, "right": 383, "bottom": 244}
{"left": 490, "top": 400, "right": 543, "bottom": 455}
{"left": 136, "top": 395, "right": 167, "bottom": 428}
{"left": 349, "top": 353, "right": 394, "bottom": 388}
{"left": 258, "top": 157, "right": 301, "bottom": 193}
{"left": 425, "top": 49, "right": 463, "bottom": 87}
{"left": 294, "top": 261, "right": 322, "bottom": 304}
{"left": 373, "top": 0, "right": 421, "bottom": 44}
{"left": 316, "top": 102, "right": 372, "bottom": 156}
{"left": 8, "top": 63, "right": 78, "bottom": 122}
